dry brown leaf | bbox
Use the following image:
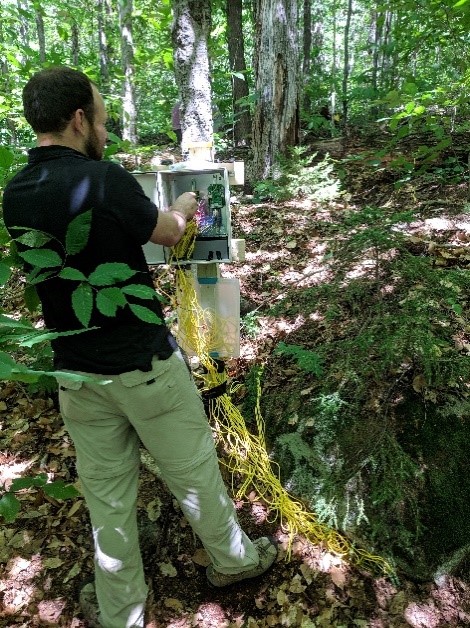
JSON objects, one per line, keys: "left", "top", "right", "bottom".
{"left": 163, "top": 598, "right": 183, "bottom": 610}
{"left": 330, "top": 565, "right": 347, "bottom": 589}
{"left": 191, "top": 548, "right": 210, "bottom": 567}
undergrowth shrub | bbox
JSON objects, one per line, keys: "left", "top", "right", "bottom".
{"left": 255, "top": 203, "right": 469, "bottom": 575}
{"left": 253, "top": 146, "right": 341, "bottom": 202}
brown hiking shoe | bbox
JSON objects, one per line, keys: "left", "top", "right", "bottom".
{"left": 206, "top": 536, "right": 278, "bottom": 587}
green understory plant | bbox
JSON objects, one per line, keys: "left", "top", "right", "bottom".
{"left": 0, "top": 473, "right": 80, "bottom": 523}
{"left": 253, "top": 147, "right": 341, "bottom": 202}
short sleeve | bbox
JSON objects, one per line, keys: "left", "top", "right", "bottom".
{"left": 104, "top": 163, "right": 158, "bottom": 244}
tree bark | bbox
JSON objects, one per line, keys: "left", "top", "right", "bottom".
{"left": 118, "top": 0, "right": 137, "bottom": 143}
{"left": 97, "top": 0, "right": 111, "bottom": 89}
{"left": 35, "top": 4, "right": 46, "bottom": 64}
{"left": 71, "top": 20, "right": 79, "bottom": 67}
{"left": 0, "top": 21, "right": 17, "bottom": 144}
{"left": 226, "top": 0, "right": 251, "bottom": 146}
{"left": 251, "top": 0, "right": 301, "bottom": 181}
{"left": 303, "top": 0, "right": 312, "bottom": 77}
{"left": 172, "top": 0, "right": 213, "bottom": 150}
{"left": 342, "top": 0, "right": 353, "bottom": 130}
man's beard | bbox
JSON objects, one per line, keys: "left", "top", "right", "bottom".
{"left": 85, "top": 126, "right": 103, "bottom": 161}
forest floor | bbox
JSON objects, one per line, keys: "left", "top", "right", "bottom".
{"left": 1, "top": 135, "right": 470, "bottom": 627}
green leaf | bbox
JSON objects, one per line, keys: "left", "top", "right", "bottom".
{"left": 96, "top": 287, "right": 127, "bottom": 317}
{"left": 15, "top": 230, "right": 53, "bottom": 248}
{"left": 121, "top": 284, "right": 156, "bottom": 300}
{"left": 107, "top": 132, "right": 122, "bottom": 144}
{"left": 0, "top": 492, "right": 21, "bottom": 522}
{"left": 24, "top": 285, "right": 41, "bottom": 313}
{"left": 59, "top": 267, "right": 87, "bottom": 281}
{"left": 0, "top": 356, "right": 13, "bottom": 378}
{"left": 9, "top": 474, "right": 47, "bottom": 491}
{"left": 72, "top": 283, "right": 94, "bottom": 327}
{"left": 88, "top": 263, "right": 137, "bottom": 286}
{"left": 103, "top": 144, "right": 119, "bottom": 158}
{"left": 129, "top": 304, "right": 162, "bottom": 324}
{"left": 0, "top": 146, "right": 14, "bottom": 169}
{"left": 0, "top": 314, "right": 34, "bottom": 330}
{"left": 0, "top": 262, "right": 11, "bottom": 286}
{"left": 43, "top": 480, "right": 80, "bottom": 500}
{"left": 65, "top": 210, "right": 92, "bottom": 255}
{"left": 19, "top": 248, "right": 63, "bottom": 268}
{"left": 18, "top": 327, "right": 97, "bottom": 348}
{"left": 26, "top": 269, "right": 56, "bottom": 285}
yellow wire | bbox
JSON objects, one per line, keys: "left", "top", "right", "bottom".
{"left": 167, "top": 224, "right": 395, "bottom": 578}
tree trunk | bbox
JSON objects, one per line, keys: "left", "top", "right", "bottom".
{"left": 71, "top": 20, "right": 79, "bottom": 67}
{"left": 251, "top": 0, "right": 300, "bottom": 181}
{"left": 35, "top": 5, "right": 46, "bottom": 64}
{"left": 118, "top": 0, "right": 137, "bottom": 143}
{"left": 17, "top": 0, "right": 30, "bottom": 56}
{"left": 172, "top": 0, "right": 213, "bottom": 151}
{"left": 302, "top": 0, "right": 312, "bottom": 113}
{"left": 97, "top": 0, "right": 111, "bottom": 90}
{"left": 0, "top": 22, "right": 17, "bottom": 144}
{"left": 342, "top": 0, "right": 353, "bottom": 130}
{"left": 226, "top": 0, "right": 251, "bottom": 146}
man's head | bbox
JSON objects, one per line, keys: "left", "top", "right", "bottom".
{"left": 23, "top": 66, "right": 108, "bottom": 160}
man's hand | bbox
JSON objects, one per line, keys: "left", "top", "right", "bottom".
{"left": 172, "top": 192, "right": 197, "bottom": 221}
{"left": 149, "top": 192, "right": 197, "bottom": 246}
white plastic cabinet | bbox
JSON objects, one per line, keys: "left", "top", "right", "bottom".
{"left": 133, "top": 167, "right": 232, "bottom": 265}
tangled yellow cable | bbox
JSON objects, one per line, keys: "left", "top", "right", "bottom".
{"left": 168, "top": 229, "right": 394, "bottom": 578}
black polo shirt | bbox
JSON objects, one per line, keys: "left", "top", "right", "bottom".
{"left": 3, "top": 146, "right": 174, "bottom": 373}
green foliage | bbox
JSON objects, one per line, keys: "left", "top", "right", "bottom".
{"left": 0, "top": 194, "right": 163, "bottom": 385}
{"left": 0, "top": 473, "right": 80, "bottom": 523}
{"left": 253, "top": 148, "right": 342, "bottom": 202}
{"left": 274, "top": 342, "right": 323, "bottom": 377}
{"left": 11, "top": 219, "right": 162, "bottom": 329}
{"left": 240, "top": 309, "right": 261, "bottom": 339}
{"left": 263, "top": 201, "right": 469, "bottom": 570}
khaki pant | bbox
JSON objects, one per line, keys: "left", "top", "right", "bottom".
{"left": 58, "top": 351, "right": 258, "bottom": 628}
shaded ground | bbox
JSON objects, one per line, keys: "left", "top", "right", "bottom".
{"left": 1, "top": 138, "right": 470, "bottom": 626}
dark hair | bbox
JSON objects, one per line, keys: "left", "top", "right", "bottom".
{"left": 23, "top": 66, "right": 95, "bottom": 134}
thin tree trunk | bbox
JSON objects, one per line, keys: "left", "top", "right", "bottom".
{"left": 35, "top": 5, "right": 46, "bottom": 64}
{"left": 251, "top": 0, "right": 300, "bottom": 181}
{"left": 342, "top": 0, "right": 353, "bottom": 130}
{"left": 0, "top": 23, "right": 17, "bottom": 144}
{"left": 17, "top": 0, "right": 30, "bottom": 56}
{"left": 302, "top": 0, "right": 312, "bottom": 112}
{"left": 382, "top": 10, "right": 394, "bottom": 91}
{"left": 97, "top": 0, "right": 111, "bottom": 90}
{"left": 330, "top": 0, "right": 338, "bottom": 132}
{"left": 226, "top": 0, "right": 251, "bottom": 146}
{"left": 71, "top": 20, "right": 79, "bottom": 67}
{"left": 118, "top": 0, "right": 137, "bottom": 143}
{"left": 172, "top": 0, "right": 213, "bottom": 150}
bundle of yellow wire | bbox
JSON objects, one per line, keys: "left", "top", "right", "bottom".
{"left": 168, "top": 220, "right": 394, "bottom": 578}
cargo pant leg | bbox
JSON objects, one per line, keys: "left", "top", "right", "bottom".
{"left": 117, "top": 352, "right": 260, "bottom": 574}
{"left": 59, "top": 378, "right": 147, "bottom": 628}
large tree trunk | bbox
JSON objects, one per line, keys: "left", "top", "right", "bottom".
{"left": 172, "top": 0, "right": 213, "bottom": 151}
{"left": 226, "top": 0, "right": 251, "bottom": 146}
{"left": 251, "top": 0, "right": 300, "bottom": 181}
{"left": 118, "top": 0, "right": 137, "bottom": 143}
